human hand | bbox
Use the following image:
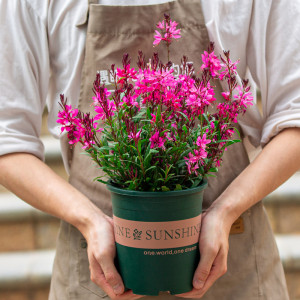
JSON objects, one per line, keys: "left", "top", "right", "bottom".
{"left": 176, "top": 207, "right": 232, "bottom": 298}
{"left": 81, "top": 212, "right": 143, "bottom": 300}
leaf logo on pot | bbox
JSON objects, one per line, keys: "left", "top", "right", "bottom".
{"left": 133, "top": 229, "right": 142, "bottom": 240}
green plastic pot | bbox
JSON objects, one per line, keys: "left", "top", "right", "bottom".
{"left": 107, "top": 180, "right": 207, "bottom": 296}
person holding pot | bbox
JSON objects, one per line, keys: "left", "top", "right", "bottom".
{"left": 0, "top": 0, "right": 299, "bottom": 299}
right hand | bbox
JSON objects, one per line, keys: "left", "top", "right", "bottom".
{"left": 82, "top": 212, "right": 143, "bottom": 300}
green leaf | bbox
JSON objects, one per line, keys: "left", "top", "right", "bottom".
{"left": 136, "top": 95, "right": 142, "bottom": 104}
{"left": 191, "top": 178, "right": 202, "bottom": 188}
{"left": 145, "top": 165, "right": 157, "bottom": 173}
{"left": 138, "top": 139, "right": 142, "bottom": 153}
{"left": 182, "top": 125, "right": 187, "bottom": 134}
{"left": 177, "top": 111, "right": 190, "bottom": 122}
{"left": 175, "top": 184, "right": 182, "bottom": 191}
{"left": 95, "top": 178, "right": 109, "bottom": 185}
{"left": 212, "top": 139, "right": 241, "bottom": 145}
{"left": 146, "top": 107, "right": 152, "bottom": 119}
{"left": 128, "top": 181, "right": 136, "bottom": 190}
{"left": 129, "top": 145, "right": 137, "bottom": 151}
{"left": 132, "top": 110, "right": 146, "bottom": 121}
{"left": 120, "top": 92, "right": 125, "bottom": 100}
{"left": 144, "top": 148, "right": 159, "bottom": 166}
{"left": 226, "top": 139, "right": 241, "bottom": 146}
{"left": 206, "top": 173, "right": 217, "bottom": 178}
{"left": 162, "top": 186, "right": 170, "bottom": 192}
{"left": 157, "top": 105, "right": 162, "bottom": 123}
{"left": 99, "top": 146, "right": 113, "bottom": 151}
{"left": 233, "top": 126, "right": 241, "bottom": 138}
{"left": 202, "top": 113, "right": 211, "bottom": 125}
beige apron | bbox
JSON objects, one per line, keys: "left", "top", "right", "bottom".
{"left": 49, "top": 1, "right": 289, "bottom": 299}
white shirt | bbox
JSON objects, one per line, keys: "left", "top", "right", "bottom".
{"left": 1, "top": 0, "right": 300, "bottom": 173}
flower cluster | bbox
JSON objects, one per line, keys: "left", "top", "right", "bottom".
{"left": 153, "top": 14, "right": 181, "bottom": 46}
{"left": 57, "top": 15, "right": 253, "bottom": 191}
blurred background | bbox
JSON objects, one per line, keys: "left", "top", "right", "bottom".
{"left": 0, "top": 108, "right": 299, "bottom": 300}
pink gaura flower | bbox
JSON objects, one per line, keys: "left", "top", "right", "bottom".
{"left": 153, "top": 18, "right": 181, "bottom": 46}
{"left": 82, "top": 138, "right": 95, "bottom": 150}
{"left": 219, "top": 58, "right": 239, "bottom": 80}
{"left": 150, "top": 113, "right": 165, "bottom": 124}
{"left": 57, "top": 105, "right": 79, "bottom": 130}
{"left": 194, "top": 149, "right": 208, "bottom": 160}
{"left": 234, "top": 86, "right": 253, "bottom": 109}
{"left": 186, "top": 82, "right": 216, "bottom": 113}
{"left": 215, "top": 159, "right": 221, "bottom": 167}
{"left": 150, "top": 113, "right": 156, "bottom": 124}
{"left": 156, "top": 20, "right": 165, "bottom": 30}
{"left": 94, "top": 100, "right": 116, "bottom": 121}
{"left": 201, "top": 51, "right": 222, "bottom": 78}
{"left": 128, "top": 129, "right": 142, "bottom": 141}
{"left": 149, "top": 130, "right": 166, "bottom": 149}
{"left": 196, "top": 133, "right": 211, "bottom": 150}
{"left": 186, "top": 160, "right": 199, "bottom": 175}
{"left": 184, "top": 148, "right": 208, "bottom": 175}
{"left": 121, "top": 95, "right": 139, "bottom": 108}
{"left": 221, "top": 91, "right": 230, "bottom": 101}
{"left": 116, "top": 65, "right": 137, "bottom": 85}
{"left": 92, "top": 89, "right": 111, "bottom": 105}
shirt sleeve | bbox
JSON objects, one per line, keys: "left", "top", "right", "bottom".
{"left": 247, "top": 1, "right": 300, "bottom": 146}
{"left": 0, "top": 0, "right": 49, "bottom": 160}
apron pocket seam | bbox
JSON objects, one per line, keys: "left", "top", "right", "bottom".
{"left": 248, "top": 208, "right": 264, "bottom": 299}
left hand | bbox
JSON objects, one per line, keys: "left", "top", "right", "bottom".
{"left": 176, "top": 206, "right": 232, "bottom": 298}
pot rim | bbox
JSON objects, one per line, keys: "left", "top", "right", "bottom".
{"left": 106, "top": 178, "right": 208, "bottom": 197}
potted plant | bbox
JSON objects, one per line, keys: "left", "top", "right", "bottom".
{"left": 57, "top": 14, "right": 253, "bottom": 296}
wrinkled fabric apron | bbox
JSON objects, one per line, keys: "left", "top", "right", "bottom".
{"left": 49, "top": 1, "right": 289, "bottom": 299}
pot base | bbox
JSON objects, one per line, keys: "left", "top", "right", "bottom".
{"left": 116, "top": 243, "right": 200, "bottom": 296}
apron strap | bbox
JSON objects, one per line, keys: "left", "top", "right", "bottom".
{"left": 76, "top": 0, "right": 98, "bottom": 27}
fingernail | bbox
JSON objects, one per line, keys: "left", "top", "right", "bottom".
{"left": 193, "top": 278, "right": 204, "bottom": 289}
{"left": 113, "top": 284, "right": 123, "bottom": 295}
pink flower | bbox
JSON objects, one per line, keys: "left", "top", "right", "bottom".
{"left": 153, "top": 18, "right": 181, "bottom": 46}
{"left": 82, "top": 139, "right": 95, "bottom": 150}
{"left": 186, "top": 82, "right": 216, "bottom": 113}
{"left": 149, "top": 130, "right": 166, "bottom": 149}
{"left": 92, "top": 89, "right": 111, "bottom": 105}
{"left": 201, "top": 51, "right": 222, "bottom": 78}
{"left": 135, "top": 68, "right": 176, "bottom": 106}
{"left": 150, "top": 113, "right": 156, "bottom": 124}
{"left": 184, "top": 148, "right": 208, "bottom": 175}
{"left": 219, "top": 58, "right": 239, "bottom": 80}
{"left": 184, "top": 152, "right": 199, "bottom": 175}
{"left": 234, "top": 86, "right": 253, "bottom": 109}
{"left": 194, "top": 149, "right": 208, "bottom": 160}
{"left": 121, "top": 95, "right": 139, "bottom": 108}
{"left": 94, "top": 100, "right": 116, "bottom": 121}
{"left": 57, "top": 102, "right": 87, "bottom": 146}
{"left": 196, "top": 134, "right": 211, "bottom": 150}
{"left": 116, "top": 65, "right": 137, "bottom": 85}
{"left": 128, "top": 129, "right": 142, "bottom": 142}
{"left": 156, "top": 20, "right": 165, "bottom": 30}
{"left": 57, "top": 106, "right": 79, "bottom": 130}
{"left": 221, "top": 91, "right": 230, "bottom": 101}
{"left": 186, "top": 160, "right": 199, "bottom": 175}
{"left": 215, "top": 159, "right": 221, "bottom": 167}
